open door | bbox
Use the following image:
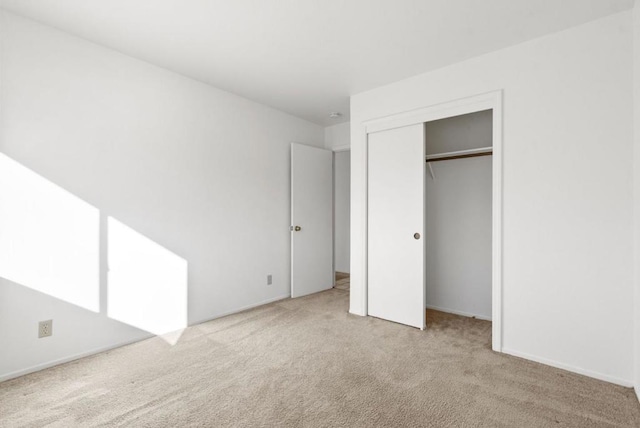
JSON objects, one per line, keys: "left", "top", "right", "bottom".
{"left": 368, "top": 124, "right": 425, "bottom": 329}
{"left": 291, "top": 143, "right": 333, "bottom": 298}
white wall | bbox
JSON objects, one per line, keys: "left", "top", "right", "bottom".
{"left": 325, "top": 122, "right": 351, "bottom": 151}
{"left": 426, "top": 112, "right": 492, "bottom": 320}
{"left": 334, "top": 151, "right": 351, "bottom": 273}
{"left": 426, "top": 110, "right": 493, "bottom": 154}
{"left": 351, "top": 12, "right": 634, "bottom": 385}
{"left": 634, "top": 0, "right": 640, "bottom": 401}
{"left": 0, "top": 11, "right": 324, "bottom": 380}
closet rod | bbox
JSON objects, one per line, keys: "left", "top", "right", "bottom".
{"left": 426, "top": 151, "right": 492, "bottom": 162}
{"left": 426, "top": 146, "right": 492, "bottom": 163}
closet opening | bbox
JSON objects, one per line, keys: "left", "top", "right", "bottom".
{"left": 425, "top": 110, "right": 493, "bottom": 337}
{"left": 364, "top": 90, "right": 502, "bottom": 348}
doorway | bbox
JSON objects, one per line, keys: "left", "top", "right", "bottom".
{"left": 425, "top": 110, "right": 493, "bottom": 322}
{"left": 334, "top": 150, "right": 351, "bottom": 291}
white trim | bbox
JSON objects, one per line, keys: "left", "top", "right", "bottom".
{"left": 358, "top": 129, "right": 369, "bottom": 316}
{"left": 636, "top": 387, "right": 640, "bottom": 403}
{"left": 332, "top": 152, "right": 336, "bottom": 287}
{"left": 364, "top": 91, "right": 498, "bottom": 134}
{"left": 190, "top": 294, "right": 291, "bottom": 325}
{"left": 331, "top": 144, "right": 351, "bottom": 152}
{"left": 503, "top": 347, "right": 634, "bottom": 388}
{"left": 1, "top": 293, "right": 292, "bottom": 383}
{"left": 426, "top": 305, "right": 492, "bottom": 321}
{"left": 0, "top": 334, "right": 153, "bottom": 383}
{"left": 422, "top": 124, "right": 427, "bottom": 331}
{"left": 361, "top": 90, "right": 504, "bottom": 352}
{"left": 1, "top": 294, "right": 292, "bottom": 383}
{"left": 491, "top": 91, "right": 504, "bottom": 353}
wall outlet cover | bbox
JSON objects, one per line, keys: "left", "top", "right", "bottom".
{"left": 39, "top": 320, "right": 53, "bottom": 338}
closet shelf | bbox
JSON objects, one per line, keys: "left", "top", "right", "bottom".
{"left": 425, "top": 146, "right": 492, "bottom": 163}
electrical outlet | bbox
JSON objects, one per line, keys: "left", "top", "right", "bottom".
{"left": 267, "top": 274, "right": 272, "bottom": 285}
{"left": 39, "top": 320, "right": 52, "bottom": 338}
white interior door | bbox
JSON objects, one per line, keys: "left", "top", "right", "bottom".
{"left": 368, "top": 124, "right": 425, "bottom": 329}
{"left": 291, "top": 143, "right": 333, "bottom": 298}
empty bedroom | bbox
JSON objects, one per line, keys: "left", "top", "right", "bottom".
{"left": 1, "top": 1, "right": 640, "bottom": 427}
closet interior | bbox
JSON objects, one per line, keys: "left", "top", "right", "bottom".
{"left": 425, "top": 110, "right": 493, "bottom": 323}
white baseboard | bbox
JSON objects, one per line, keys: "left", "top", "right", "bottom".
{"left": 189, "top": 293, "right": 291, "bottom": 325}
{"left": 426, "top": 304, "right": 492, "bottom": 321}
{"left": 0, "top": 334, "right": 153, "bottom": 383}
{"left": 1, "top": 294, "right": 291, "bottom": 383}
{"left": 635, "top": 385, "right": 640, "bottom": 403}
{"left": 502, "top": 347, "right": 633, "bottom": 387}
{"left": 349, "top": 308, "right": 366, "bottom": 316}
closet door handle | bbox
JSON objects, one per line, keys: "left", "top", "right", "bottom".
{"left": 414, "top": 233, "right": 421, "bottom": 240}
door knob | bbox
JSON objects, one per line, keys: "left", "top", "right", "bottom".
{"left": 414, "top": 233, "right": 420, "bottom": 240}
{"left": 294, "top": 226, "right": 302, "bottom": 231}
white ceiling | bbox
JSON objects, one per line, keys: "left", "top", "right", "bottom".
{"left": 0, "top": 0, "right": 633, "bottom": 126}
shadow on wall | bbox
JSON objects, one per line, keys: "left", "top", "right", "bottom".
{"left": 0, "top": 153, "right": 188, "bottom": 345}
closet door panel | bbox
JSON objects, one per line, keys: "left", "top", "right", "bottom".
{"left": 368, "top": 124, "right": 425, "bottom": 329}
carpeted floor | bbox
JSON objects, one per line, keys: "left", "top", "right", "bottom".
{"left": 1, "top": 288, "right": 639, "bottom": 427}
{"left": 334, "top": 272, "right": 350, "bottom": 291}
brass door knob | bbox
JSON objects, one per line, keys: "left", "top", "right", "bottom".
{"left": 295, "top": 226, "right": 302, "bottom": 231}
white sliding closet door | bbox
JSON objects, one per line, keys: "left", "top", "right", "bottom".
{"left": 368, "top": 124, "right": 425, "bottom": 329}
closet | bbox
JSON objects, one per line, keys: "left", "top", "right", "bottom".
{"left": 425, "top": 111, "right": 492, "bottom": 321}
{"left": 367, "top": 110, "right": 493, "bottom": 330}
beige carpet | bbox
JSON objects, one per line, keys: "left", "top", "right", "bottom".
{"left": 1, "top": 289, "right": 639, "bottom": 427}
{"left": 334, "top": 273, "right": 350, "bottom": 291}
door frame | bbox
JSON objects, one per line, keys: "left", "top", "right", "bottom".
{"left": 362, "top": 90, "right": 503, "bottom": 352}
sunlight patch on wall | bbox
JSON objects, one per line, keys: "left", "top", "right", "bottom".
{"left": 107, "top": 217, "right": 187, "bottom": 344}
{"left": 0, "top": 153, "right": 100, "bottom": 312}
